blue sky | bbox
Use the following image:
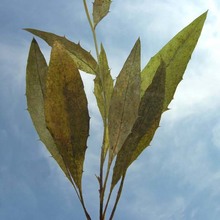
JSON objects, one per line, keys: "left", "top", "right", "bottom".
{"left": 1, "top": 0, "right": 220, "bottom": 219}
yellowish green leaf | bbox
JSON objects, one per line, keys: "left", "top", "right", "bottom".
{"left": 108, "top": 39, "right": 141, "bottom": 164}
{"left": 26, "top": 38, "right": 71, "bottom": 181}
{"left": 111, "top": 11, "right": 207, "bottom": 188}
{"left": 94, "top": 44, "right": 113, "bottom": 121}
{"left": 94, "top": 44, "right": 113, "bottom": 159}
{"left": 141, "top": 11, "right": 207, "bottom": 110}
{"left": 111, "top": 60, "right": 166, "bottom": 189}
{"left": 24, "top": 28, "right": 97, "bottom": 74}
{"left": 44, "top": 41, "right": 90, "bottom": 190}
{"left": 93, "top": 0, "right": 112, "bottom": 28}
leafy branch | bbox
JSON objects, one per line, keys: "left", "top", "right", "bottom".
{"left": 25, "top": 1, "right": 207, "bottom": 219}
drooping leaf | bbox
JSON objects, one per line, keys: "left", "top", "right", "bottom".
{"left": 26, "top": 38, "right": 71, "bottom": 181}
{"left": 141, "top": 11, "right": 208, "bottom": 109}
{"left": 111, "top": 60, "right": 166, "bottom": 189}
{"left": 108, "top": 39, "right": 141, "bottom": 164}
{"left": 24, "top": 28, "right": 97, "bottom": 74}
{"left": 93, "top": 0, "right": 112, "bottom": 28}
{"left": 44, "top": 41, "right": 90, "bottom": 190}
{"left": 94, "top": 44, "right": 113, "bottom": 159}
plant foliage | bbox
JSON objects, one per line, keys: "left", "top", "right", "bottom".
{"left": 25, "top": 1, "right": 207, "bottom": 219}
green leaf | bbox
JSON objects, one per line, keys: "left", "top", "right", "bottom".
{"left": 93, "top": 0, "right": 112, "bottom": 28}
{"left": 108, "top": 39, "right": 141, "bottom": 163}
{"left": 111, "top": 60, "right": 166, "bottom": 189}
{"left": 94, "top": 44, "right": 113, "bottom": 121}
{"left": 44, "top": 41, "right": 90, "bottom": 190}
{"left": 141, "top": 11, "right": 208, "bottom": 110}
{"left": 26, "top": 38, "right": 71, "bottom": 182}
{"left": 94, "top": 44, "right": 113, "bottom": 159}
{"left": 111, "top": 11, "right": 207, "bottom": 188}
{"left": 24, "top": 28, "right": 97, "bottom": 74}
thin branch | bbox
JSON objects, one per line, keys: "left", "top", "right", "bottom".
{"left": 100, "top": 161, "right": 111, "bottom": 219}
{"left": 79, "top": 190, "right": 92, "bottom": 220}
{"left": 67, "top": 168, "right": 92, "bottom": 220}
{"left": 83, "top": 0, "right": 99, "bottom": 60}
{"left": 103, "top": 183, "right": 113, "bottom": 218}
{"left": 109, "top": 174, "right": 126, "bottom": 220}
{"left": 99, "top": 134, "right": 105, "bottom": 220}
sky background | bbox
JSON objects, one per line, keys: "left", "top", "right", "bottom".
{"left": 1, "top": 0, "right": 220, "bottom": 219}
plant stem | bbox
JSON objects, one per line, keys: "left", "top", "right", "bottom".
{"left": 83, "top": 0, "right": 99, "bottom": 60}
{"left": 99, "top": 136, "right": 105, "bottom": 219}
{"left": 83, "top": 1, "right": 105, "bottom": 219}
{"left": 79, "top": 190, "right": 92, "bottom": 220}
{"left": 67, "top": 167, "right": 91, "bottom": 220}
{"left": 109, "top": 174, "right": 126, "bottom": 220}
{"left": 101, "top": 162, "right": 112, "bottom": 216}
{"left": 99, "top": 125, "right": 111, "bottom": 219}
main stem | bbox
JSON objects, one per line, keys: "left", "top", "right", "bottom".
{"left": 83, "top": 2, "right": 126, "bottom": 219}
{"left": 83, "top": 0, "right": 99, "bottom": 60}
{"left": 99, "top": 129, "right": 107, "bottom": 220}
{"left": 83, "top": 1, "right": 104, "bottom": 219}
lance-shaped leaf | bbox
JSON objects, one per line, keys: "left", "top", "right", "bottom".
{"left": 108, "top": 39, "right": 141, "bottom": 163}
{"left": 129, "top": 11, "right": 207, "bottom": 168}
{"left": 93, "top": 0, "right": 112, "bottom": 28}
{"left": 26, "top": 38, "right": 71, "bottom": 181}
{"left": 94, "top": 44, "right": 113, "bottom": 159}
{"left": 94, "top": 44, "right": 113, "bottom": 121}
{"left": 141, "top": 11, "right": 207, "bottom": 110}
{"left": 44, "top": 41, "right": 90, "bottom": 190}
{"left": 111, "top": 11, "right": 207, "bottom": 188}
{"left": 111, "top": 60, "right": 166, "bottom": 189}
{"left": 24, "top": 28, "right": 97, "bottom": 74}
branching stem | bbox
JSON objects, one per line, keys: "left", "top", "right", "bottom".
{"left": 83, "top": 1, "right": 126, "bottom": 219}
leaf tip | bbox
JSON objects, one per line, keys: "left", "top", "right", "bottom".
{"left": 31, "top": 37, "right": 37, "bottom": 44}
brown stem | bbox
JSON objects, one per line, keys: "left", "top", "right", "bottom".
{"left": 102, "top": 162, "right": 112, "bottom": 218}
{"left": 79, "top": 190, "right": 92, "bottom": 220}
{"left": 66, "top": 166, "right": 91, "bottom": 220}
{"left": 99, "top": 148, "right": 104, "bottom": 219}
{"left": 109, "top": 174, "right": 126, "bottom": 220}
{"left": 99, "top": 126, "right": 109, "bottom": 220}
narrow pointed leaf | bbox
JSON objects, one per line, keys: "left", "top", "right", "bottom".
{"left": 108, "top": 39, "right": 141, "bottom": 163}
{"left": 141, "top": 11, "right": 207, "bottom": 110}
{"left": 111, "top": 60, "right": 166, "bottom": 188}
{"left": 24, "top": 28, "right": 97, "bottom": 74}
{"left": 93, "top": 0, "right": 112, "bottom": 28}
{"left": 111, "top": 11, "right": 207, "bottom": 188}
{"left": 44, "top": 42, "right": 90, "bottom": 190}
{"left": 94, "top": 44, "right": 113, "bottom": 159}
{"left": 26, "top": 38, "right": 71, "bottom": 181}
{"left": 94, "top": 44, "right": 113, "bottom": 121}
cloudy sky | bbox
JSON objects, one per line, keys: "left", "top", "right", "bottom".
{"left": 1, "top": 0, "right": 220, "bottom": 219}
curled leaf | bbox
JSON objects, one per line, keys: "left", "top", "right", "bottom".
{"left": 26, "top": 38, "right": 71, "bottom": 181}
{"left": 108, "top": 39, "right": 141, "bottom": 163}
{"left": 111, "top": 60, "right": 166, "bottom": 189}
{"left": 93, "top": 0, "right": 112, "bottom": 28}
{"left": 44, "top": 41, "right": 90, "bottom": 190}
{"left": 24, "top": 28, "right": 98, "bottom": 74}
